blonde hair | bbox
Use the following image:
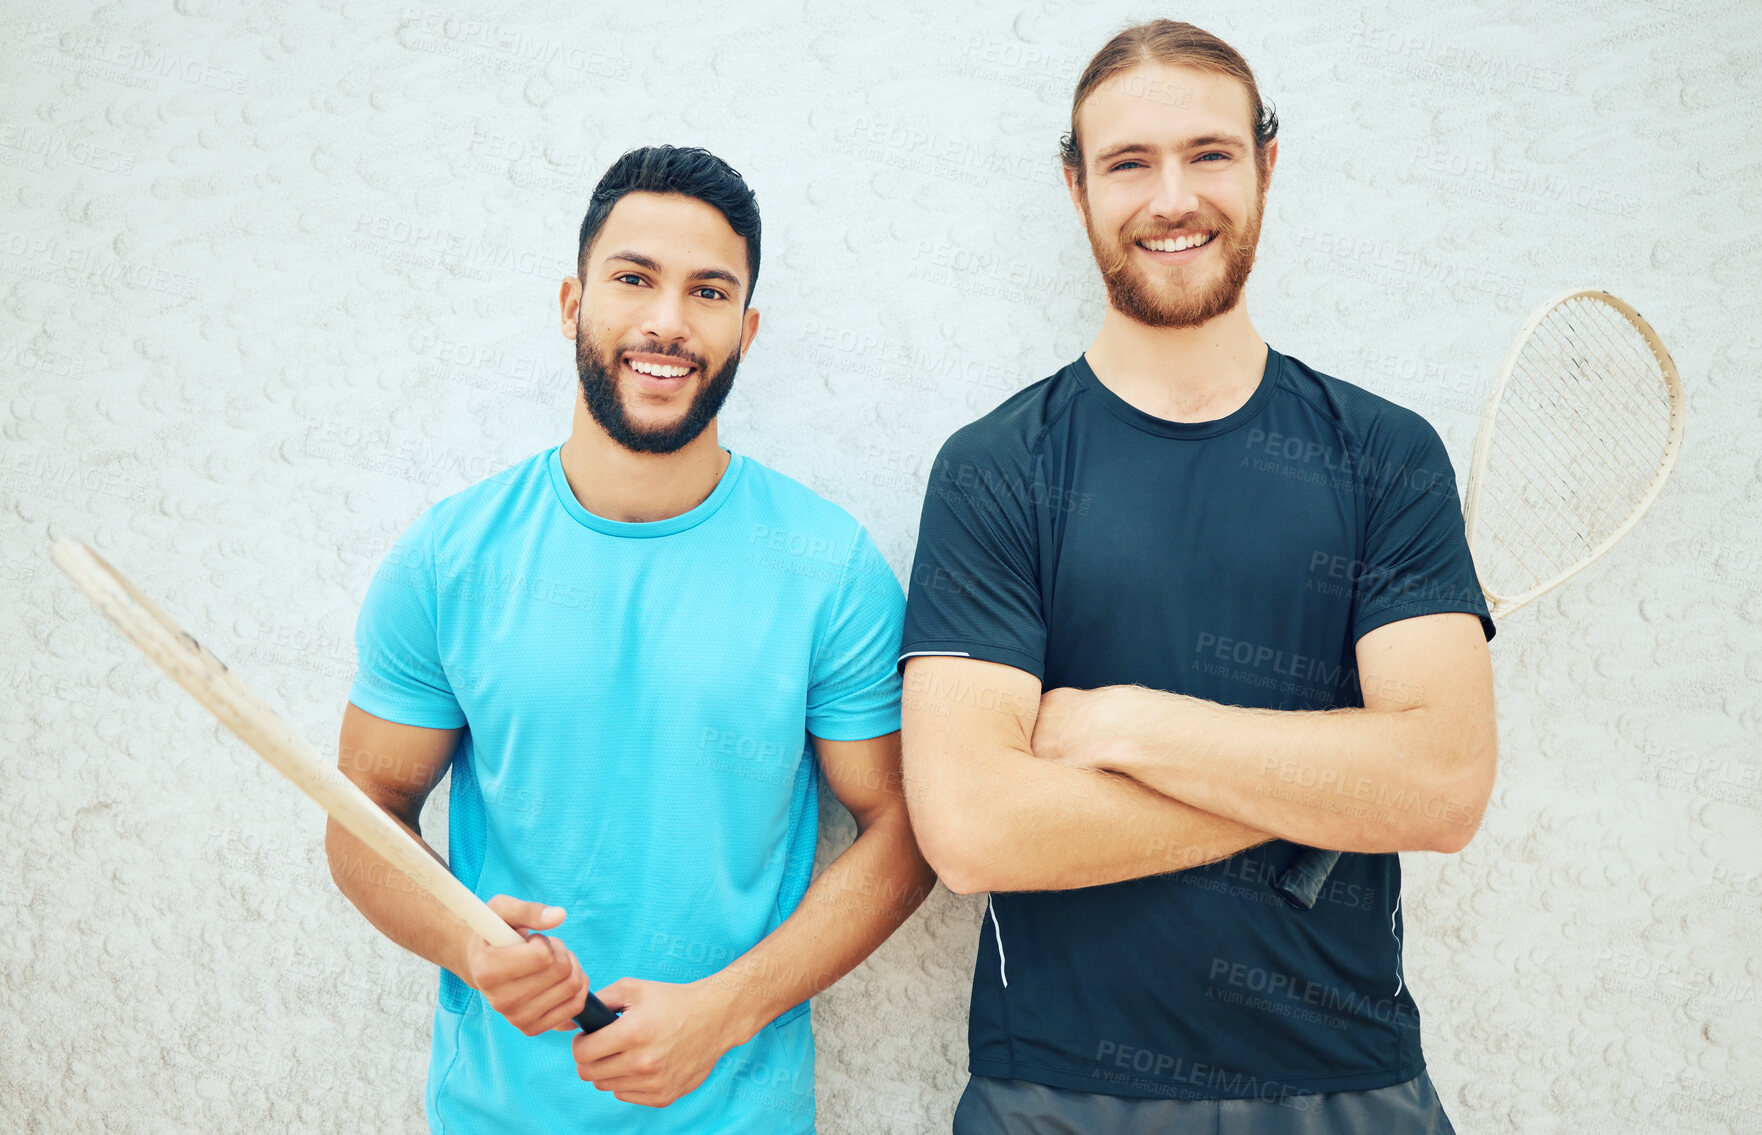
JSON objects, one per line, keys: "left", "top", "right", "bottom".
{"left": 1060, "top": 20, "right": 1278, "bottom": 187}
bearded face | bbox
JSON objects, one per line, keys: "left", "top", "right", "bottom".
{"left": 1079, "top": 163, "right": 1267, "bottom": 329}
{"left": 574, "top": 319, "right": 741, "bottom": 455}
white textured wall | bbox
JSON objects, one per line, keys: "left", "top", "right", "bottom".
{"left": 3, "top": 1, "right": 1759, "bottom": 1131}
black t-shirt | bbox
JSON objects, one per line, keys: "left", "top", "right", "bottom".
{"left": 897, "top": 347, "right": 1494, "bottom": 1100}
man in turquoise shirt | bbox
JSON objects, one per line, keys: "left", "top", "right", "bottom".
{"left": 327, "top": 145, "right": 934, "bottom": 1134}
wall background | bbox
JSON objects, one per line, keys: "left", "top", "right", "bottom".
{"left": 3, "top": 1, "right": 1759, "bottom": 1131}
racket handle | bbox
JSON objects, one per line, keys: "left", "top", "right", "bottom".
{"left": 574, "top": 992, "right": 620, "bottom": 1033}
{"left": 1274, "top": 848, "right": 1342, "bottom": 910}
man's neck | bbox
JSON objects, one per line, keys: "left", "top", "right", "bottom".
{"left": 558, "top": 402, "right": 730, "bottom": 524}
{"left": 1083, "top": 302, "right": 1268, "bottom": 424}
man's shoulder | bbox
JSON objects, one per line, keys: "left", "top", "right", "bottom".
{"left": 936, "top": 363, "right": 1079, "bottom": 469}
{"left": 405, "top": 448, "right": 555, "bottom": 553}
{"left": 735, "top": 454, "right": 876, "bottom": 558}
{"left": 440, "top": 447, "right": 552, "bottom": 510}
{"left": 736, "top": 456, "right": 906, "bottom": 613}
{"left": 1274, "top": 350, "right": 1447, "bottom": 454}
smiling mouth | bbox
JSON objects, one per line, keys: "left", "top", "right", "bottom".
{"left": 623, "top": 354, "right": 697, "bottom": 390}
{"left": 1136, "top": 231, "right": 1216, "bottom": 254}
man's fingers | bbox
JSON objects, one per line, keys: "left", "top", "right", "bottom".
{"left": 541, "top": 993, "right": 592, "bottom": 1033}
{"left": 539, "top": 952, "right": 591, "bottom": 1031}
{"left": 487, "top": 956, "right": 577, "bottom": 1015}
{"left": 572, "top": 1019, "right": 633, "bottom": 1068}
{"left": 542, "top": 950, "right": 586, "bottom": 1032}
{"left": 593, "top": 977, "right": 640, "bottom": 1012}
{"left": 487, "top": 894, "right": 566, "bottom": 931}
{"left": 474, "top": 932, "right": 557, "bottom": 983}
{"left": 477, "top": 938, "right": 582, "bottom": 1030}
{"left": 520, "top": 966, "right": 590, "bottom": 1033}
{"left": 609, "top": 1087, "right": 671, "bottom": 1108}
{"left": 577, "top": 1025, "right": 654, "bottom": 1081}
{"left": 579, "top": 1052, "right": 640, "bottom": 1083}
{"left": 498, "top": 981, "right": 579, "bottom": 1035}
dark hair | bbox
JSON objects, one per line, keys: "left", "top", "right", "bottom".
{"left": 1059, "top": 20, "right": 1278, "bottom": 189}
{"left": 576, "top": 145, "right": 762, "bottom": 305}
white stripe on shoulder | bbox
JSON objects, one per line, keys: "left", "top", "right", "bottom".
{"left": 898, "top": 650, "right": 972, "bottom": 662}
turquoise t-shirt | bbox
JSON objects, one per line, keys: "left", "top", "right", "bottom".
{"left": 348, "top": 445, "right": 906, "bottom": 1134}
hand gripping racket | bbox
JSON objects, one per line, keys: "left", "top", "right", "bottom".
{"left": 1274, "top": 289, "right": 1686, "bottom": 909}
{"left": 51, "top": 538, "right": 620, "bottom": 1031}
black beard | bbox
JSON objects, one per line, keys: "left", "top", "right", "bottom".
{"left": 575, "top": 323, "right": 741, "bottom": 455}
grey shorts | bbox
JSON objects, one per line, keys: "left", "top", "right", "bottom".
{"left": 952, "top": 1071, "right": 1456, "bottom": 1135}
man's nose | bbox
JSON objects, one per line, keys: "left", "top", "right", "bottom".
{"left": 1146, "top": 165, "right": 1201, "bottom": 223}
{"left": 638, "top": 291, "right": 692, "bottom": 345}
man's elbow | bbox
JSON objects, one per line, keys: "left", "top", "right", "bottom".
{"left": 914, "top": 825, "right": 993, "bottom": 895}
{"left": 908, "top": 800, "right": 1000, "bottom": 895}
{"left": 1422, "top": 809, "right": 1484, "bottom": 854}
{"left": 932, "top": 857, "right": 994, "bottom": 896}
{"left": 1420, "top": 744, "right": 1496, "bottom": 854}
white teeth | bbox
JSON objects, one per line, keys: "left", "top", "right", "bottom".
{"left": 629, "top": 360, "right": 691, "bottom": 378}
{"left": 1141, "top": 232, "right": 1214, "bottom": 253}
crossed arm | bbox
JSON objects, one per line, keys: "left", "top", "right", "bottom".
{"left": 901, "top": 611, "right": 1497, "bottom": 895}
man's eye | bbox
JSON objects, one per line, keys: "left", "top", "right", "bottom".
{"left": 1196, "top": 152, "right": 1230, "bottom": 162}
{"left": 694, "top": 287, "right": 726, "bottom": 301}
{"left": 1109, "top": 159, "right": 1146, "bottom": 172}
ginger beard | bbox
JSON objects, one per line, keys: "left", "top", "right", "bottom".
{"left": 574, "top": 318, "right": 741, "bottom": 455}
{"left": 1080, "top": 165, "right": 1268, "bottom": 329}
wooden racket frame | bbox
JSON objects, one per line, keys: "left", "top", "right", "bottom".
{"left": 1275, "top": 289, "right": 1685, "bottom": 910}
{"left": 1462, "top": 288, "right": 1686, "bottom": 618}
{"left": 51, "top": 538, "right": 618, "bottom": 1030}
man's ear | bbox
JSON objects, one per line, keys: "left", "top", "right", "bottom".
{"left": 559, "top": 275, "right": 582, "bottom": 339}
{"left": 738, "top": 304, "right": 761, "bottom": 360}
{"left": 1063, "top": 163, "right": 1085, "bottom": 220}
{"left": 1262, "top": 138, "right": 1279, "bottom": 187}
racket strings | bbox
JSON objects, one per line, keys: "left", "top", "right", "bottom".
{"left": 1490, "top": 352, "right": 1665, "bottom": 566}
{"left": 1481, "top": 306, "right": 1671, "bottom": 581}
{"left": 1531, "top": 315, "right": 1663, "bottom": 471}
{"left": 1475, "top": 296, "right": 1673, "bottom": 597}
{"left": 1511, "top": 324, "right": 1660, "bottom": 535}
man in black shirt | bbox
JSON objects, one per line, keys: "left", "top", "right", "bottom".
{"left": 898, "top": 20, "right": 1496, "bottom": 1135}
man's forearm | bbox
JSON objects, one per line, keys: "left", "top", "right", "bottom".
{"left": 698, "top": 810, "right": 936, "bottom": 1042}
{"left": 325, "top": 814, "right": 474, "bottom": 981}
{"left": 902, "top": 656, "right": 1274, "bottom": 895}
{"left": 1082, "top": 688, "right": 1484, "bottom": 853}
{"left": 920, "top": 743, "right": 1274, "bottom": 894}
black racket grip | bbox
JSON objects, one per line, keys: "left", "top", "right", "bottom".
{"left": 574, "top": 992, "right": 620, "bottom": 1033}
{"left": 1274, "top": 848, "right": 1341, "bottom": 910}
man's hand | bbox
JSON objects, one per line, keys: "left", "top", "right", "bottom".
{"left": 1031, "top": 685, "right": 1151, "bottom": 772}
{"left": 463, "top": 896, "right": 591, "bottom": 1036}
{"left": 571, "top": 977, "right": 751, "bottom": 1108}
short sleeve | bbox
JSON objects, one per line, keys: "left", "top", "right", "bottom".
{"left": 348, "top": 510, "right": 467, "bottom": 729}
{"left": 1351, "top": 413, "right": 1497, "bottom": 644}
{"left": 896, "top": 429, "right": 1047, "bottom": 681}
{"left": 805, "top": 523, "right": 907, "bottom": 741}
